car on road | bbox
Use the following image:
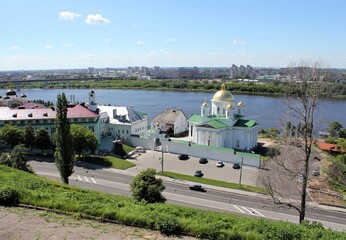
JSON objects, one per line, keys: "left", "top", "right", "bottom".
{"left": 194, "top": 170, "right": 204, "bottom": 177}
{"left": 189, "top": 184, "right": 206, "bottom": 192}
{"left": 233, "top": 163, "right": 241, "bottom": 169}
{"left": 178, "top": 154, "right": 189, "bottom": 160}
{"left": 312, "top": 169, "right": 320, "bottom": 176}
{"left": 199, "top": 158, "right": 208, "bottom": 164}
{"left": 216, "top": 161, "right": 224, "bottom": 167}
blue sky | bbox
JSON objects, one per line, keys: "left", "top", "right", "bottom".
{"left": 1, "top": 0, "right": 345, "bottom": 70}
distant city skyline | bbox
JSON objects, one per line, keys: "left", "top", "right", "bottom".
{"left": 1, "top": 0, "right": 346, "bottom": 71}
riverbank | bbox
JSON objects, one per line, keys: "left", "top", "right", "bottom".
{"left": 3, "top": 79, "right": 346, "bottom": 99}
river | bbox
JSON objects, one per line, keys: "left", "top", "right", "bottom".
{"left": 14, "top": 88, "right": 346, "bottom": 130}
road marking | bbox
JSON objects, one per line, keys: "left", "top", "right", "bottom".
{"left": 251, "top": 208, "right": 265, "bottom": 217}
{"left": 77, "top": 175, "right": 82, "bottom": 181}
{"left": 242, "top": 207, "right": 255, "bottom": 215}
{"left": 91, "top": 178, "right": 96, "bottom": 183}
{"left": 233, "top": 205, "right": 245, "bottom": 213}
{"left": 84, "top": 176, "right": 89, "bottom": 182}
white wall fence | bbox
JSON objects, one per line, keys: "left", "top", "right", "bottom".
{"left": 131, "top": 136, "right": 260, "bottom": 168}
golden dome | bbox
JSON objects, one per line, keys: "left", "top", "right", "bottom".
{"left": 237, "top": 101, "right": 245, "bottom": 108}
{"left": 227, "top": 103, "right": 233, "bottom": 109}
{"left": 201, "top": 97, "right": 209, "bottom": 107}
{"left": 211, "top": 83, "right": 234, "bottom": 102}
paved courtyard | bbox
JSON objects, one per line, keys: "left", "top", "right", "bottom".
{"left": 126, "top": 150, "right": 260, "bottom": 187}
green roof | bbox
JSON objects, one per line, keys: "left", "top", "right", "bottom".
{"left": 135, "top": 111, "right": 148, "bottom": 118}
{"left": 234, "top": 119, "right": 257, "bottom": 128}
{"left": 189, "top": 114, "right": 202, "bottom": 123}
{"left": 201, "top": 119, "right": 227, "bottom": 129}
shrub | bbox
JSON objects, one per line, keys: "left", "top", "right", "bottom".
{"left": 0, "top": 186, "right": 20, "bottom": 206}
{"left": 155, "top": 214, "right": 181, "bottom": 235}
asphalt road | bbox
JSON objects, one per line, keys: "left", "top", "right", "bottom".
{"left": 29, "top": 160, "right": 346, "bottom": 231}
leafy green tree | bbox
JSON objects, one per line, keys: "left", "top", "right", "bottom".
{"left": 0, "top": 124, "right": 23, "bottom": 149}
{"left": 70, "top": 124, "right": 98, "bottom": 157}
{"left": 130, "top": 168, "right": 166, "bottom": 203}
{"left": 336, "top": 138, "right": 346, "bottom": 152}
{"left": 54, "top": 93, "right": 74, "bottom": 184}
{"left": 23, "top": 125, "right": 36, "bottom": 149}
{"left": 327, "top": 121, "right": 343, "bottom": 138}
{"left": 35, "top": 128, "right": 51, "bottom": 154}
{"left": 0, "top": 144, "right": 33, "bottom": 173}
{"left": 339, "top": 128, "right": 346, "bottom": 139}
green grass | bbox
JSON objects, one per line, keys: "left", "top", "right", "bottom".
{"left": 0, "top": 165, "right": 345, "bottom": 239}
{"left": 261, "top": 155, "right": 270, "bottom": 161}
{"left": 160, "top": 171, "right": 267, "bottom": 194}
{"left": 122, "top": 144, "right": 135, "bottom": 154}
{"left": 77, "top": 155, "right": 135, "bottom": 170}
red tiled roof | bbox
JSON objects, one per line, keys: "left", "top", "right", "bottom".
{"left": 0, "top": 104, "right": 97, "bottom": 121}
{"left": 318, "top": 141, "right": 336, "bottom": 151}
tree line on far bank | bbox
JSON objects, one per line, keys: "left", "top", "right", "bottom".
{"left": 14, "top": 78, "right": 346, "bottom": 98}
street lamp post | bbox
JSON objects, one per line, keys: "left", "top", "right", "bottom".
{"left": 238, "top": 157, "right": 244, "bottom": 189}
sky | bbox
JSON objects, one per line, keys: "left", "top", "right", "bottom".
{"left": 1, "top": 0, "right": 346, "bottom": 70}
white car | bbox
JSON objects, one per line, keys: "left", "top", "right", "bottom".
{"left": 216, "top": 161, "right": 224, "bottom": 167}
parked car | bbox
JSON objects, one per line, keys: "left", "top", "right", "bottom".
{"left": 194, "top": 170, "right": 203, "bottom": 177}
{"left": 189, "top": 184, "right": 206, "bottom": 192}
{"left": 233, "top": 163, "right": 241, "bottom": 169}
{"left": 199, "top": 158, "right": 208, "bottom": 164}
{"left": 297, "top": 173, "right": 305, "bottom": 182}
{"left": 312, "top": 169, "right": 320, "bottom": 176}
{"left": 216, "top": 161, "right": 224, "bottom": 167}
{"left": 178, "top": 154, "right": 189, "bottom": 160}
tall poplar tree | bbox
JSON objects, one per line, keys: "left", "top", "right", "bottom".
{"left": 54, "top": 93, "right": 74, "bottom": 184}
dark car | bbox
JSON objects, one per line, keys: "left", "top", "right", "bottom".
{"left": 178, "top": 154, "right": 189, "bottom": 160}
{"left": 233, "top": 163, "right": 241, "bottom": 169}
{"left": 194, "top": 170, "right": 204, "bottom": 177}
{"left": 189, "top": 184, "right": 206, "bottom": 192}
{"left": 199, "top": 158, "right": 208, "bottom": 164}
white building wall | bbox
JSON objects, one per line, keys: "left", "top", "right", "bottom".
{"left": 132, "top": 120, "right": 148, "bottom": 136}
{"left": 175, "top": 112, "right": 188, "bottom": 134}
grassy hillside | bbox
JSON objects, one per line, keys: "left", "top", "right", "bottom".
{"left": 0, "top": 165, "right": 345, "bottom": 240}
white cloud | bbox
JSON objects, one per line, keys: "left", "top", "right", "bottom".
{"left": 44, "top": 45, "right": 53, "bottom": 49}
{"left": 85, "top": 14, "right": 110, "bottom": 25}
{"left": 232, "top": 39, "right": 246, "bottom": 45}
{"left": 59, "top": 11, "right": 81, "bottom": 20}
{"left": 105, "top": 38, "right": 110, "bottom": 43}
{"left": 11, "top": 46, "right": 19, "bottom": 49}
{"left": 61, "top": 43, "right": 74, "bottom": 47}
{"left": 166, "top": 38, "right": 175, "bottom": 42}
{"left": 137, "top": 41, "right": 145, "bottom": 45}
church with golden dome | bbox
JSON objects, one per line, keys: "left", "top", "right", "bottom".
{"left": 188, "top": 83, "right": 258, "bottom": 151}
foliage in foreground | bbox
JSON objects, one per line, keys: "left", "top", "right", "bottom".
{"left": 130, "top": 168, "right": 166, "bottom": 203}
{"left": 0, "top": 144, "right": 33, "bottom": 173}
{"left": 0, "top": 165, "right": 345, "bottom": 239}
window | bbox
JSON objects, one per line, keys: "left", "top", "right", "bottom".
{"left": 217, "top": 107, "right": 220, "bottom": 113}
{"left": 126, "top": 130, "right": 129, "bottom": 134}
{"left": 122, "top": 130, "right": 124, "bottom": 134}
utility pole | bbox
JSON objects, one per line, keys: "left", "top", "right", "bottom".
{"left": 161, "top": 146, "right": 164, "bottom": 175}
{"left": 238, "top": 157, "right": 244, "bottom": 189}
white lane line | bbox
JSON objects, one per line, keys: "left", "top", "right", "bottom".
{"left": 233, "top": 205, "right": 245, "bottom": 213}
{"left": 251, "top": 208, "right": 265, "bottom": 217}
{"left": 91, "top": 178, "right": 96, "bottom": 184}
{"left": 84, "top": 176, "right": 89, "bottom": 182}
{"left": 242, "top": 207, "right": 255, "bottom": 215}
{"left": 77, "top": 175, "right": 82, "bottom": 181}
